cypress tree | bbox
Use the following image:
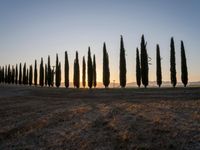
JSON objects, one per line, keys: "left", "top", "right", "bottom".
{"left": 11, "top": 66, "right": 15, "bottom": 84}
{"left": 170, "top": 37, "right": 177, "bottom": 87}
{"left": 19, "top": 63, "right": 22, "bottom": 85}
{"left": 1, "top": 67, "right": 4, "bottom": 83}
{"left": 73, "top": 51, "right": 80, "bottom": 88}
{"left": 47, "top": 56, "right": 51, "bottom": 87}
{"left": 45, "top": 64, "right": 48, "bottom": 86}
{"left": 82, "top": 56, "right": 86, "bottom": 88}
{"left": 1, "top": 67, "right": 3, "bottom": 83}
{"left": 0, "top": 67, "right": 3, "bottom": 83}
{"left": 3, "top": 66, "right": 4, "bottom": 83}
{"left": 51, "top": 69, "right": 54, "bottom": 87}
{"left": 23, "top": 63, "right": 26, "bottom": 85}
{"left": 8, "top": 65, "right": 11, "bottom": 84}
{"left": 5, "top": 65, "right": 8, "bottom": 83}
{"left": 73, "top": 59, "right": 76, "bottom": 88}
{"left": 26, "top": 69, "right": 28, "bottom": 85}
{"left": 55, "top": 54, "right": 61, "bottom": 88}
{"left": 15, "top": 64, "right": 18, "bottom": 84}
{"left": 59, "top": 62, "right": 61, "bottom": 87}
{"left": 40, "top": 58, "right": 44, "bottom": 87}
{"left": 34, "top": 60, "right": 37, "bottom": 86}
{"left": 136, "top": 48, "right": 141, "bottom": 87}
{"left": 119, "top": 35, "right": 126, "bottom": 88}
{"left": 87, "top": 47, "right": 93, "bottom": 88}
{"left": 2, "top": 67, "right": 4, "bottom": 83}
{"left": 140, "top": 35, "right": 149, "bottom": 88}
{"left": 93, "top": 54, "right": 97, "bottom": 88}
{"left": 29, "top": 65, "right": 33, "bottom": 86}
{"left": 0, "top": 67, "right": 2, "bottom": 83}
{"left": 3, "top": 67, "right": 5, "bottom": 83}
{"left": 156, "top": 44, "right": 162, "bottom": 87}
{"left": 0, "top": 66, "right": 3, "bottom": 83}
{"left": 10, "top": 66, "right": 13, "bottom": 84}
{"left": 65, "top": 51, "right": 69, "bottom": 88}
{"left": 76, "top": 52, "right": 80, "bottom": 88}
{"left": 103, "top": 43, "right": 110, "bottom": 88}
{"left": 0, "top": 66, "right": 1, "bottom": 83}
{"left": 181, "top": 41, "right": 188, "bottom": 87}
{"left": 0, "top": 66, "right": 2, "bottom": 83}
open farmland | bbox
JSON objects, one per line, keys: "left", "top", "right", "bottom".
{"left": 0, "top": 85, "right": 200, "bottom": 150}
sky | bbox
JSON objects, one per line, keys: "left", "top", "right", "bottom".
{"left": 0, "top": 0, "right": 200, "bottom": 84}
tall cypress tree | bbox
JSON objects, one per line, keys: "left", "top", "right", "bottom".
{"left": 45, "top": 64, "right": 48, "bottom": 86}
{"left": 2, "top": 67, "right": 4, "bottom": 83}
{"left": 156, "top": 44, "right": 162, "bottom": 87}
{"left": 3, "top": 67, "right": 5, "bottom": 83}
{"left": 181, "top": 41, "right": 188, "bottom": 87}
{"left": 87, "top": 47, "right": 93, "bottom": 89}
{"left": 93, "top": 54, "right": 97, "bottom": 88}
{"left": 59, "top": 62, "right": 61, "bottom": 87}
{"left": 23, "top": 63, "right": 26, "bottom": 85}
{"left": 26, "top": 69, "right": 28, "bottom": 85}
{"left": 136, "top": 48, "right": 141, "bottom": 87}
{"left": 73, "top": 51, "right": 80, "bottom": 88}
{"left": 10, "top": 66, "right": 12, "bottom": 84}
{"left": 170, "top": 37, "right": 177, "bottom": 88}
{"left": 140, "top": 35, "right": 149, "bottom": 88}
{"left": 82, "top": 56, "right": 86, "bottom": 88}
{"left": 55, "top": 54, "right": 61, "bottom": 88}
{"left": 103, "top": 42, "right": 110, "bottom": 88}
{"left": 29, "top": 65, "right": 33, "bottom": 86}
{"left": 15, "top": 64, "right": 18, "bottom": 84}
{"left": 8, "top": 65, "right": 11, "bottom": 84}
{"left": 34, "top": 60, "right": 37, "bottom": 86}
{"left": 0, "top": 67, "right": 2, "bottom": 83}
{"left": 65, "top": 51, "right": 69, "bottom": 88}
{"left": 73, "top": 59, "right": 76, "bottom": 88}
{"left": 51, "top": 69, "right": 54, "bottom": 87}
{"left": 11, "top": 66, "right": 15, "bottom": 84}
{"left": 4, "top": 66, "right": 6, "bottom": 84}
{"left": 0, "top": 67, "right": 3, "bottom": 83}
{"left": 47, "top": 56, "right": 51, "bottom": 87}
{"left": 119, "top": 35, "right": 126, "bottom": 88}
{"left": 19, "top": 63, "right": 22, "bottom": 85}
{"left": 40, "top": 58, "right": 44, "bottom": 87}
{"left": 0, "top": 66, "right": 1, "bottom": 83}
{"left": 1, "top": 66, "right": 3, "bottom": 83}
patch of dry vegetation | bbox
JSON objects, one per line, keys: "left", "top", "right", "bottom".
{"left": 0, "top": 85, "right": 200, "bottom": 149}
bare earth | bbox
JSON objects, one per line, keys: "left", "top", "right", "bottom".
{"left": 0, "top": 85, "right": 200, "bottom": 150}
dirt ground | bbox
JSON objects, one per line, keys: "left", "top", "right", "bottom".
{"left": 0, "top": 85, "right": 200, "bottom": 150}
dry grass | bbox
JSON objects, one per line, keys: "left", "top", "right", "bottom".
{"left": 0, "top": 85, "right": 200, "bottom": 149}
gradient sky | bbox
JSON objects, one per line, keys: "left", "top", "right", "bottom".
{"left": 0, "top": 0, "right": 200, "bottom": 84}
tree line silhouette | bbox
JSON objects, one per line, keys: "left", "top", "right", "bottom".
{"left": 0, "top": 35, "right": 188, "bottom": 88}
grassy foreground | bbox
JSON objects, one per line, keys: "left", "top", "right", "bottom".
{"left": 0, "top": 85, "right": 200, "bottom": 149}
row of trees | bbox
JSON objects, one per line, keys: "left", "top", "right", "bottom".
{"left": 135, "top": 36, "right": 188, "bottom": 88}
{"left": 0, "top": 35, "right": 188, "bottom": 88}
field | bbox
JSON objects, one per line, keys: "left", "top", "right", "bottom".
{"left": 0, "top": 85, "right": 200, "bottom": 150}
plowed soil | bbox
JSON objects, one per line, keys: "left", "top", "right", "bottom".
{"left": 0, "top": 85, "right": 200, "bottom": 150}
